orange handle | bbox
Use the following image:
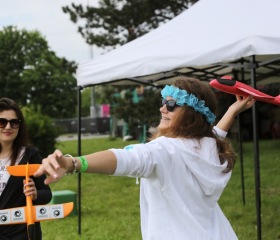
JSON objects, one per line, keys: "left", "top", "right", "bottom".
{"left": 25, "top": 163, "right": 34, "bottom": 226}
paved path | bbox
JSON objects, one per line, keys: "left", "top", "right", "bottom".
{"left": 56, "top": 133, "right": 110, "bottom": 141}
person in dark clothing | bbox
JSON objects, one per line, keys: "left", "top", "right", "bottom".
{"left": 0, "top": 98, "right": 52, "bottom": 240}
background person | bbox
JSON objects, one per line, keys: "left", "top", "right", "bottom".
{"left": 35, "top": 77, "right": 254, "bottom": 240}
{"left": 0, "top": 98, "right": 52, "bottom": 240}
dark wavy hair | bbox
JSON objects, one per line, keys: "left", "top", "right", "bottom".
{"left": 0, "top": 98, "right": 31, "bottom": 165}
{"left": 150, "top": 76, "right": 236, "bottom": 172}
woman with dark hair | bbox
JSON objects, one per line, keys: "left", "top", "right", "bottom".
{"left": 35, "top": 76, "right": 254, "bottom": 240}
{"left": 0, "top": 98, "right": 52, "bottom": 240}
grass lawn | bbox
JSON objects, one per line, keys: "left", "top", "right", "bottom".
{"left": 41, "top": 137, "right": 280, "bottom": 240}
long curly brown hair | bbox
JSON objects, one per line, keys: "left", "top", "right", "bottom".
{"left": 150, "top": 76, "right": 236, "bottom": 173}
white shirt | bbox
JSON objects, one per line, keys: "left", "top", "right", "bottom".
{"left": 111, "top": 127, "right": 238, "bottom": 240}
{"left": 0, "top": 148, "right": 24, "bottom": 196}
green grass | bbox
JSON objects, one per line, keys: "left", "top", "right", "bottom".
{"left": 219, "top": 139, "right": 280, "bottom": 240}
{"left": 41, "top": 138, "right": 280, "bottom": 240}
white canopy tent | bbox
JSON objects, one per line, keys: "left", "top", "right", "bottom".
{"left": 74, "top": 0, "right": 280, "bottom": 239}
{"left": 77, "top": 0, "right": 280, "bottom": 87}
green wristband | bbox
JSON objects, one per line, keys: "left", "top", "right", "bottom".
{"left": 78, "top": 156, "right": 89, "bottom": 173}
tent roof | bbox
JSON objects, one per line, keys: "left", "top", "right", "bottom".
{"left": 76, "top": 0, "right": 280, "bottom": 88}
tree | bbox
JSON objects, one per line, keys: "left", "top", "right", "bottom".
{"left": 63, "top": 0, "right": 198, "bottom": 49}
{"left": 22, "top": 106, "right": 61, "bottom": 157}
{"left": 0, "top": 26, "right": 78, "bottom": 118}
{"left": 62, "top": 0, "right": 199, "bottom": 139}
{"left": 94, "top": 84, "right": 161, "bottom": 138}
{"left": 80, "top": 88, "right": 92, "bottom": 116}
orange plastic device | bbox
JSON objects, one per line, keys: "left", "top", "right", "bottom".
{"left": 2, "top": 164, "right": 73, "bottom": 240}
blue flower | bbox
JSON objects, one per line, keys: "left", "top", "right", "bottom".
{"left": 161, "top": 85, "right": 216, "bottom": 124}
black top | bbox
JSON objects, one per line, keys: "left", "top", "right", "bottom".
{"left": 0, "top": 146, "right": 52, "bottom": 240}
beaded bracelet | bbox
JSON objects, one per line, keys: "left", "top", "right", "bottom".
{"left": 64, "top": 154, "right": 78, "bottom": 174}
{"left": 78, "top": 156, "right": 89, "bottom": 173}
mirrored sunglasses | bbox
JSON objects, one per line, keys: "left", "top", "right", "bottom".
{"left": 0, "top": 118, "right": 21, "bottom": 129}
{"left": 161, "top": 99, "right": 180, "bottom": 112}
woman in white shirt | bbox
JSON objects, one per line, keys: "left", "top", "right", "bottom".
{"left": 35, "top": 76, "right": 254, "bottom": 240}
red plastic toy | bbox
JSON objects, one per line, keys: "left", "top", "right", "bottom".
{"left": 210, "top": 76, "right": 280, "bottom": 106}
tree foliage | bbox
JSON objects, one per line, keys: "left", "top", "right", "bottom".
{"left": 22, "top": 106, "right": 61, "bottom": 157}
{"left": 62, "top": 0, "right": 199, "bottom": 139}
{"left": 113, "top": 86, "right": 161, "bottom": 126}
{"left": 63, "top": 0, "right": 198, "bottom": 48}
{"left": 0, "top": 26, "right": 78, "bottom": 118}
{"left": 95, "top": 84, "right": 161, "bottom": 138}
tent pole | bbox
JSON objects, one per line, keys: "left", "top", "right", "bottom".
{"left": 237, "top": 114, "right": 245, "bottom": 204}
{"left": 250, "top": 55, "right": 262, "bottom": 240}
{"left": 237, "top": 64, "right": 246, "bottom": 205}
{"left": 234, "top": 68, "right": 246, "bottom": 205}
{"left": 240, "top": 65, "right": 246, "bottom": 205}
{"left": 77, "top": 86, "right": 83, "bottom": 235}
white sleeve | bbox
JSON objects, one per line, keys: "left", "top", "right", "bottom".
{"left": 213, "top": 126, "right": 228, "bottom": 139}
{"left": 110, "top": 144, "right": 158, "bottom": 178}
{"left": 110, "top": 139, "right": 166, "bottom": 178}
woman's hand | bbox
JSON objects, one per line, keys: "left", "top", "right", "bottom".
{"left": 216, "top": 95, "right": 255, "bottom": 132}
{"left": 228, "top": 95, "right": 255, "bottom": 116}
{"left": 23, "top": 178, "right": 37, "bottom": 201}
{"left": 34, "top": 149, "right": 69, "bottom": 185}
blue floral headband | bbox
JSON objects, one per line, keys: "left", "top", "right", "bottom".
{"left": 161, "top": 85, "right": 216, "bottom": 124}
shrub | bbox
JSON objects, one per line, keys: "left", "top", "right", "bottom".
{"left": 22, "top": 106, "right": 61, "bottom": 157}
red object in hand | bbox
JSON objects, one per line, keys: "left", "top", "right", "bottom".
{"left": 210, "top": 76, "right": 280, "bottom": 106}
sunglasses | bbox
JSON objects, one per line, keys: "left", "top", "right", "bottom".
{"left": 0, "top": 118, "right": 21, "bottom": 129}
{"left": 161, "top": 99, "right": 180, "bottom": 112}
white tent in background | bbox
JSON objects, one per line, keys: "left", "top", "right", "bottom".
{"left": 75, "top": 0, "right": 280, "bottom": 239}
{"left": 77, "top": 0, "right": 280, "bottom": 87}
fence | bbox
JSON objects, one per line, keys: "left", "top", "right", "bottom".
{"left": 54, "top": 117, "right": 110, "bottom": 134}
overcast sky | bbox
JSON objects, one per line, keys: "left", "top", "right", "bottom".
{"left": 0, "top": 0, "right": 102, "bottom": 64}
